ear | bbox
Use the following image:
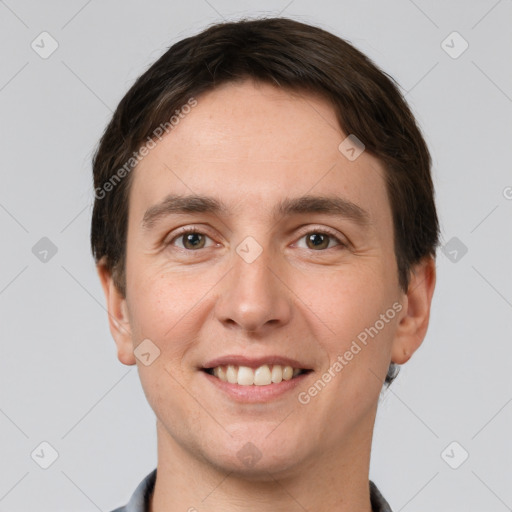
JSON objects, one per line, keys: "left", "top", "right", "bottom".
{"left": 391, "top": 256, "right": 436, "bottom": 364}
{"left": 96, "top": 258, "right": 136, "bottom": 365}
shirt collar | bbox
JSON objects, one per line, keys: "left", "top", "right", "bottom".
{"left": 116, "top": 468, "right": 393, "bottom": 512}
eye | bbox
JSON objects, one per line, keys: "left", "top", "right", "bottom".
{"left": 166, "top": 226, "right": 347, "bottom": 252}
{"left": 167, "top": 227, "right": 215, "bottom": 250}
{"left": 295, "top": 229, "right": 346, "bottom": 251}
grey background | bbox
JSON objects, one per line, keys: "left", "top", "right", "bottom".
{"left": 1, "top": 1, "right": 511, "bottom": 511}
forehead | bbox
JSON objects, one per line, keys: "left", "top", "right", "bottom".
{"left": 170, "top": 80, "right": 343, "bottom": 162}
{"left": 129, "top": 80, "right": 390, "bottom": 228}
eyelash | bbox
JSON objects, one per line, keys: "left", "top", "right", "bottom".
{"left": 166, "top": 226, "right": 347, "bottom": 252}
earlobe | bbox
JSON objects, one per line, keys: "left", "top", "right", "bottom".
{"left": 391, "top": 257, "right": 436, "bottom": 365}
{"left": 96, "top": 259, "right": 136, "bottom": 366}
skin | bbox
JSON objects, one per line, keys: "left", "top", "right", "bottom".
{"left": 97, "top": 79, "right": 436, "bottom": 512}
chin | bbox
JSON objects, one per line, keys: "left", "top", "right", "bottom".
{"left": 198, "top": 426, "right": 309, "bottom": 480}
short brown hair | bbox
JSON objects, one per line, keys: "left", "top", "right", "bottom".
{"left": 90, "top": 17, "right": 439, "bottom": 386}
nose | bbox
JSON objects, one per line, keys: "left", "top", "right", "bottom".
{"left": 214, "top": 242, "right": 292, "bottom": 334}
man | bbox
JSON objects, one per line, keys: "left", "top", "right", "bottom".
{"left": 91, "top": 17, "right": 438, "bottom": 512}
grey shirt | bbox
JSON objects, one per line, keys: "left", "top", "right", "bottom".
{"left": 111, "top": 468, "right": 393, "bottom": 512}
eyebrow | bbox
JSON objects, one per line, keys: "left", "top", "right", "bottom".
{"left": 141, "top": 193, "right": 371, "bottom": 231}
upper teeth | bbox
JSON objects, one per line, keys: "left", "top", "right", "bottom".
{"left": 211, "top": 364, "right": 302, "bottom": 386}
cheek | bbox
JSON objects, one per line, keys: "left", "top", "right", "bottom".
{"left": 292, "top": 268, "right": 398, "bottom": 440}
{"left": 309, "top": 261, "right": 394, "bottom": 325}
{"left": 127, "top": 271, "right": 199, "bottom": 417}
{"left": 299, "top": 262, "right": 398, "bottom": 372}
{"left": 126, "top": 264, "right": 199, "bottom": 363}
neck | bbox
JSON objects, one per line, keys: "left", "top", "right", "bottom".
{"left": 149, "top": 417, "right": 376, "bottom": 512}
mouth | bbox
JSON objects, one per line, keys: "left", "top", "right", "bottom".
{"left": 202, "top": 364, "right": 312, "bottom": 386}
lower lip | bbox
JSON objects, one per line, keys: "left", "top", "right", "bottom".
{"left": 201, "top": 371, "right": 310, "bottom": 403}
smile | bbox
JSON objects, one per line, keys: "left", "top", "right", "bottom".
{"left": 204, "top": 364, "right": 309, "bottom": 386}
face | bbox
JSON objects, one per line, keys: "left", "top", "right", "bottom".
{"left": 99, "top": 79, "right": 434, "bottom": 478}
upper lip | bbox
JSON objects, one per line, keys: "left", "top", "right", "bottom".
{"left": 202, "top": 355, "right": 311, "bottom": 370}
